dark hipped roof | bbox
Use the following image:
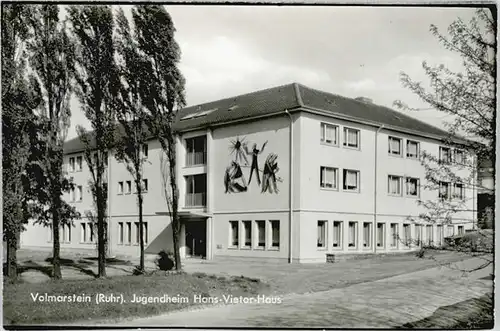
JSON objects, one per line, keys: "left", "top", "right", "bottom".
{"left": 64, "top": 82, "right": 467, "bottom": 153}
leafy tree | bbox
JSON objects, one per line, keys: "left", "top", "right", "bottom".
{"left": 132, "top": 4, "right": 186, "bottom": 269}
{"left": 26, "top": 4, "right": 79, "bottom": 279}
{"left": 395, "top": 8, "right": 495, "bottom": 268}
{"left": 2, "top": 4, "right": 42, "bottom": 280}
{"left": 113, "top": 8, "right": 151, "bottom": 272}
{"left": 68, "top": 5, "right": 119, "bottom": 278}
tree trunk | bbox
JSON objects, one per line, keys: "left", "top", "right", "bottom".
{"left": 96, "top": 183, "right": 107, "bottom": 278}
{"left": 138, "top": 187, "right": 144, "bottom": 272}
{"left": 167, "top": 135, "right": 181, "bottom": 270}
{"left": 6, "top": 230, "right": 18, "bottom": 279}
{"left": 52, "top": 206, "right": 61, "bottom": 279}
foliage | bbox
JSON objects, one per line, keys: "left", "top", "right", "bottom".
{"left": 155, "top": 250, "right": 175, "bottom": 271}
{"left": 132, "top": 4, "right": 186, "bottom": 270}
{"left": 26, "top": 4, "right": 80, "bottom": 279}
{"left": 68, "top": 4, "right": 119, "bottom": 278}
{"left": 2, "top": 4, "right": 42, "bottom": 279}
{"left": 395, "top": 9, "right": 495, "bottom": 236}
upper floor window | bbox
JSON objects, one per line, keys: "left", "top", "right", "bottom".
{"left": 343, "top": 127, "right": 360, "bottom": 149}
{"left": 406, "top": 140, "right": 419, "bottom": 159}
{"left": 453, "top": 183, "right": 465, "bottom": 200}
{"left": 320, "top": 123, "right": 338, "bottom": 146}
{"left": 185, "top": 136, "right": 207, "bottom": 166}
{"left": 388, "top": 175, "right": 403, "bottom": 196}
{"left": 405, "top": 177, "right": 420, "bottom": 197}
{"left": 388, "top": 136, "right": 402, "bottom": 156}
{"left": 343, "top": 169, "right": 360, "bottom": 192}
{"left": 320, "top": 166, "right": 338, "bottom": 189}
{"left": 126, "top": 180, "right": 132, "bottom": 194}
{"left": 76, "top": 156, "right": 83, "bottom": 172}
{"left": 142, "top": 179, "right": 149, "bottom": 193}
{"left": 142, "top": 144, "right": 149, "bottom": 159}
{"left": 454, "top": 149, "right": 464, "bottom": 164}
{"left": 439, "top": 147, "right": 452, "bottom": 163}
{"left": 69, "top": 157, "right": 75, "bottom": 172}
{"left": 439, "top": 181, "right": 450, "bottom": 200}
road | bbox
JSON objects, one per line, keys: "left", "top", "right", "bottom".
{"left": 113, "top": 257, "right": 492, "bottom": 328}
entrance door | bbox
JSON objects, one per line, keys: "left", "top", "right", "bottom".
{"left": 185, "top": 220, "right": 206, "bottom": 258}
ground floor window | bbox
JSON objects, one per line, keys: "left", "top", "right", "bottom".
{"left": 242, "top": 221, "right": 252, "bottom": 248}
{"left": 126, "top": 222, "right": 132, "bottom": 244}
{"left": 390, "top": 223, "right": 398, "bottom": 247}
{"left": 317, "top": 221, "right": 327, "bottom": 248}
{"left": 377, "top": 223, "right": 384, "bottom": 247}
{"left": 134, "top": 222, "right": 148, "bottom": 245}
{"left": 363, "top": 222, "right": 371, "bottom": 248}
{"left": 415, "top": 225, "right": 422, "bottom": 246}
{"left": 436, "top": 225, "right": 443, "bottom": 246}
{"left": 348, "top": 222, "right": 357, "bottom": 248}
{"left": 60, "top": 224, "right": 71, "bottom": 243}
{"left": 458, "top": 225, "right": 464, "bottom": 235}
{"left": 229, "top": 221, "right": 239, "bottom": 248}
{"left": 270, "top": 220, "right": 280, "bottom": 249}
{"left": 403, "top": 224, "right": 411, "bottom": 247}
{"left": 447, "top": 225, "right": 454, "bottom": 237}
{"left": 426, "top": 225, "right": 433, "bottom": 246}
{"left": 256, "top": 220, "right": 266, "bottom": 248}
{"left": 333, "top": 221, "right": 342, "bottom": 248}
{"left": 118, "top": 222, "right": 124, "bottom": 244}
{"left": 80, "top": 222, "right": 96, "bottom": 243}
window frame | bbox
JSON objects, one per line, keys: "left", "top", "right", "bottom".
{"left": 403, "top": 224, "right": 411, "bottom": 247}
{"left": 269, "top": 220, "right": 280, "bottom": 250}
{"left": 77, "top": 185, "right": 83, "bottom": 202}
{"left": 229, "top": 221, "right": 239, "bottom": 249}
{"left": 69, "top": 157, "right": 75, "bottom": 172}
{"left": 320, "top": 166, "right": 339, "bottom": 190}
{"left": 388, "top": 175, "right": 403, "bottom": 196}
{"left": 439, "top": 146, "right": 452, "bottom": 163}
{"left": 142, "top": 143, "right": 149, "bottom": 159}
{"left": 317, "top": 220, "right": 327, "bottom": 249}
{"left": 343, "top": 127, "right": 360, "bottom": 149}
{"left": 388, "top": 136, "right": 403, "bottom": 157}
{"left": 343, "top": 169, "right": 360, "bottom": 192}
{"left": 376, "top": 223, "right": 385, "bottom": 248}
{"left": 362, "top": 222, "right": 372, "bottom": 248}
{"left": 118, "top": 181, "right": 124, "bottom": 195}
{"left": 348, "top": 221, "right": 357, "bottom": 248}
{"left": 332, "top": 221, "right": 342, "bottom": 249}
{"left": 76, "top": 156, "right": 83, "bottom": 172}
{"left": 452, "top": 182, "right": 465, "bottom": 200}
{"left": 126, "top": 180, "right": 132, "bottom": 195}
{"left": 439, "top": 181, "right": 451, "bottom": 200}
{"left": 406, "top": 140, "right": 420, "bottom": 159}
{"left": 242, "top": 220, "right": 252, "bottom": 249}
{"left": 142, "top": 179, "right": 149, "bottom": 193}
{"left": 453, "top": 149, "right": 465, "bottom": 165}
{"left": 405, "top": 177, "right": 420, "bottom": 198}
{"left": 320, "top": 122, "right": 339, "bottom": 146}
{"left": 255, "top": 220, "right": 266, "bottom": 249}
{"left": 390, "top": 223, "right": 398, "bottom": 248}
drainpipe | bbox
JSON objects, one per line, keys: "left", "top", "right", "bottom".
{"left": 374, "top": 125, "right": 385, "bottom": 253}
{"left": 285, "top": 109, "right": 294, "bottom": 264}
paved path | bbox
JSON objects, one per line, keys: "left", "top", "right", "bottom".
{"left": 116, "top": 258, "right": 492, "bottom": 328}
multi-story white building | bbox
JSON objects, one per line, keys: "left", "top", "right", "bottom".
{"left": 21, "top": 83, "right": 476, "bottom": 263}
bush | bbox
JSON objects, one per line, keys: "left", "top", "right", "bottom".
{"left": 155, "top": 250, "right": 175, "bottom": 271}
{"left": 415, "top": 248, "right": 426, "bottom": 258}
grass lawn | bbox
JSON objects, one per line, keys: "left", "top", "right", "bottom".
{"left": 3, "top": 272, "right": 268, "bottom": 325}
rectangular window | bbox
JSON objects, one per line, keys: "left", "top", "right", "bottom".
{"left": 242, "top": 220, "right": 252, "bottom": 248}
{"left": 406, "top": 140, "right": 419, "bottom": 159}
{"left": 439, "top": 146, "right": 452, "bottom": 163}
{"left": 454, "top": 149, "right": 464, "bottom": 164}
{"left": 118, "top": 222, "right": 124, "bottom": 244}
{"left": 256, "top": 220, "right": 265, "bottom": 248}
{"left": 317, "top": 221, "right": 327, "bottom": 248}
{"left": 270, "top": 220, "right": 280, "bottom": 248}
{"left": 415, "top": 224, "right": 422, "bottom": 246}
{"left": 135, "top": 222, "right": 140, "bottom": 244}
{"left": 403, "top": 224, "right": 411, "bottom": 247}
{"left": 126, "top": 181, "right": 132, "bottom": 194}
{"left": 77, "top": 185, "right": 83, "bottom": 202}
{"left": 388, "top": 175, "right": 403, "bottom": 196}
{"left": 67, "top": 224, "right": 72, "bottom": 242}
{"left": 80, "top": 223, "right": 86, "bottom": 243}
{"left": 229, "top": 221, "right": 239, "bottom": 247}
{"left": 134, "top": 222, "right": 148, "bottom": 245}
{"left": 118, "top": 181, "right": 124, "bottom": 195}
{"left": 343, "top": 127, "right": 360, "bottom": 149}
{"left": 348, "top": 222, "right": 357, "bottom": 248}
{"left": 126, "top": 222, "right": 132, "bottom": 244}
{"left": 320, "top": 123, "right": 338, "bottom": 145}
{"left": 76, "top": 156, "right": 83, "bottom": 171}
{"left": 458, "top": 225, "right": 464, "bottom": 235}
{"left": 143, "top": 222, "right": 148, "bottom": 245}
{"left": 390, "top": 223, "right": 398, "bottom": 247}
{"left": 69, "top": 157, "right": 75, "bottom": 172}
{"left": 447, "top": 225, "right": 454, "bottom": 237}
{"left": 437, "top": 225, "right": 443, "bottom": 246}
{"left": 89, "top": 223, "right": 95, "bottom": 243}
{"left": 439, "top": 181, "right": 450, "bottom": 200}
{"left": 320, "top": 166, "right": 338, "bottom": 189}
{"left": 333, "top": 221, "right": 342, "bottom": 248}
{"left": 343, "top": 169, "right": 360, "bottom": 192}
{"left": 70, "top": 186, "right": 76, "bottom": 202}
{"left": 453, "top": 183, "right": 464, "bottom": 200}
{"left": 405, "top": 177, "right": 419, "bottom": 197}
{"left": 363, "top": 222, "right": 371, "bottom": 248}
{"left": 388, "top": 136, "right": 402, "bottom": 156}
{"left": 426, "top": 225, "right": 433, "bottom": 246}
{"left": 377, "top": 223, "right": 385, "bottom": 247}
{"left": 142, "top": 179, "right": 149, "bottom": 192}
{"left": 142, "top": 143, "right": 149, "bottom": 158}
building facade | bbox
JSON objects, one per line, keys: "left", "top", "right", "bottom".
{"left": 21, "top": 83, "right": 477, "bottom": 263}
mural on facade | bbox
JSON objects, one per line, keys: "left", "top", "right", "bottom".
{"left": 224, "top": 136, "right": 281, "bottom": 194}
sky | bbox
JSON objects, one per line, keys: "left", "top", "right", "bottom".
{"left": 66, "top": 5, "right": 479, "bottom": 140}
